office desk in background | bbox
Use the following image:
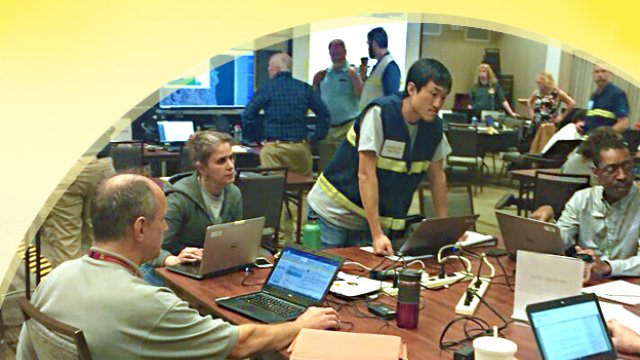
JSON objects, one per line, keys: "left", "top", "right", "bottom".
{"left": 156, "top": 246, "right": 567, "bottom": 360}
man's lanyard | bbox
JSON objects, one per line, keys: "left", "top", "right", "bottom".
{"left": 88, "top": 250, "right": 138, "bottom": 276}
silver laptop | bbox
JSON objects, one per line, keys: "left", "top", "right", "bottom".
{"left": 168, "top": 217, "right": 265, "bottom": 279}
{"left": 397, "top": 215, "right": 479, "bottom": 256}
{"left": 495, "top": 212, "right": 566, "bottom": 260}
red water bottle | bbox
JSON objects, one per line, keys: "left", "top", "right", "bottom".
{"left": 396, "top": 269, "right": 422, "bottom": 329}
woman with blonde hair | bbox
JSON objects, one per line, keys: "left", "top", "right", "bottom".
{"left": 468, "top": 63, "right": 518, "bottom": 117}
{"left": 528, "top": 71, "right": 576, "bottom": 125}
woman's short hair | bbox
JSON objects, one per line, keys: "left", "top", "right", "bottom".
{"left": 537, "top": 71, "right": 556, "bottom": 89}
{"left": 188, "top": 130, "right": 232, "bottom": 166}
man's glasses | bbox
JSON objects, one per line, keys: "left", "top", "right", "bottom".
{"left": 598, "top": 161, "right": 634, "bottom": 176}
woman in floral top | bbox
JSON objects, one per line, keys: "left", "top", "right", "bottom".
{"left": 528, "top": 71, "right": 576, "bottom": 125}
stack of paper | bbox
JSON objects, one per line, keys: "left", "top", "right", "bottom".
{"left": 583, "top": 280, "right": 640, "bottom": 306}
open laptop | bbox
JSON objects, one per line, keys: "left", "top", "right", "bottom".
{"left": 496, "top": 212, "right": 566, "bottom": 260}
{"left": 216, "top": 246, "right": 344, "bottom": 323}
{"left": 526, "top": 293, "right": 616, "bottom": 360}
{"left": 397, "top": 215, "right": 479, "bottom": 257}
{"left": 167, "top": 217, "right": 265, "bottom": 279}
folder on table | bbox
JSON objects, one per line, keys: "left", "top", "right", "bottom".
{"left": 288, "top": 328, "right": 408, "bottom": 360}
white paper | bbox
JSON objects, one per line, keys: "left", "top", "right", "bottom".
{"left": 231, "top": 145, "right": 249, "bottom": 153}
{"left": 359, "top": 246, "right": 433, "bottom": 262}
{"left": 512, "top": 250, "right": 583, "bottom": 321}
{"left": 457, "top": 231, "right": 495, "bottom": 248}
{"left": 330, "top": 272, "right": 392, "bottom": 297}
{"left": 583, "top": 280, "right": 640, "bottom": 306}
{"left": 599, "top": 302, "right": 640, "bottom": 335}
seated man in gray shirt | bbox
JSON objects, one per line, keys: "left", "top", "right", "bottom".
{"left": 531, "top": 138, "right": 639, "bottom": 277}
{"left": 17, "top": 174, "right": 339, "bottom": 360}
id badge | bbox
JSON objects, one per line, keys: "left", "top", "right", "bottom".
{"left": 380, "top": 140, "right": 406, "bottom": 159}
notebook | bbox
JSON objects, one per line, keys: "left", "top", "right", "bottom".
{"left": 215, "top": 246, "right": 344, "bottom": 323}
{"left": 527, "top": 293, "right": 616, "bottom": 360}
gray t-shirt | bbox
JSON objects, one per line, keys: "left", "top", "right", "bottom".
{"left": 308, "top": 106, "right": 451, "bottom": 230}
{"left": 17, "top": 248, "right": 238, "bottom": 359}
{"left": 200, "top": 179, "right": 225, "bottom": 220}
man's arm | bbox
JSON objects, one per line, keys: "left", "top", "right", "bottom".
{"left": 308, "top": 87, "right": 331, "bottom": 141}
{"left": 358, "top": 151, "right": 393, "bottom": 255}
{"left": 426, "top": 159, "right": 448, "bottom": 217}
{"left": 381, "top": 62, "right": 401, "bottom": 96}
{"left": 229, "top": 307, "right": 339, "bottom": 359}
{"left": 312, "top": 70, "right": 326, "bottom": 95}
{"left": 613, "top": 116, "right": 630, "bottom": 133}
{"left": 348, "top": 66, "right": 363, "bottom": 97}
{"left": 241, "top": 88, "right": 268, "bottom": 143}
{"left": 556, "top": 193, "right": 582, "bottom": 248}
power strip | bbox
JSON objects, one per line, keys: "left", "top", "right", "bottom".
{"left": 421, "top": 271, "right": 471, "bottom": 289}
{"left": 455, "top": 276, "right": 491, "bottom": 315}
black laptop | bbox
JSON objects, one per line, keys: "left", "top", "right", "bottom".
{"left": 526, "top": 293, "right": 617, "bottom": 360}
{"left": 216, "top": 246, "right": 344, "bottom": 323}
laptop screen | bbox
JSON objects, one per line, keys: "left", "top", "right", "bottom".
{"left": 158, "top": 121, "right": 195, "bottom": 143}
{"left": 529, "top": 299, "right": 614, "bottom": 360}
{"left": 265, "top": 247, "right": 341, "bottom": 302}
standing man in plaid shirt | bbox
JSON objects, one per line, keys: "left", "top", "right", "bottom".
{"left": 242, "top": 52, "right": 330, "bottom": 177}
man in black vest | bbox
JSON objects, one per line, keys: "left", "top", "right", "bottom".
{"left": 307, "top": 59, "right": 452, "bottom": 256}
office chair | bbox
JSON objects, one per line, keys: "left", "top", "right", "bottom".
{"left": 235, "top": 167, "right": 288, "bottom": 253}
{"left": 532, "top": 171, "right": 590, "bottom": 219}
{"left": 446, "top": 124, "right": 489, "bottom": 194}
{"left": 18, "top": 297, "right": 92, "bottom": 360}
{"left": 110, "top": 141, "right": 144, "bottom": 171}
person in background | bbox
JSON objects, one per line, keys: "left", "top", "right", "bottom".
{"left": 242, "top": 52, "right": 330, "bottom": 177}
{"left": 308, "top": 58, "right": 452, "bottom": 255}
{"left": 359, "top": 27, "right": 401, "bottom": 109}
{"left": 468, "top": 63, "right": 518, "bottom": 118}
{"left": 561, "top": 126, "right": 621, "bottom": 185}
{"left": 531, "top": 138, "right": 640, "bottom": 278}
{"left": 161, "top": 131, "right": 241, "bottom": 256}
{"left": 528, "top": 71, "right": 575, "bottom": 126}
{"left": 18, "top": 174, "right": 340, "bottom": 359}
{"left": 313, "top": 39, "right": 363, "bottom": 171}
{"left": 40, "top": 132, "right": 115, "bottom": 268}
{"left": 582, "top": 64, "right": 629, "bottom": 134}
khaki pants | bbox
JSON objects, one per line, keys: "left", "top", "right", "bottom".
{"left": 317, "top": 120, "right": 354, "bottom": 172}
{"left": 259, "top": 142, "right": 312, "bottom": 247}
{"left": 41, "top": 157, "right": 115, "bottom": 267}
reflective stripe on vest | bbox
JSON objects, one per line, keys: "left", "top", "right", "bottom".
{"left": 346, "top": 124, "right": 430, "bottom": 174}
{"left": 317, "top": 173, "right": 406, "bottom": 230}
{"left": 586, "top": 109, "right": 616, "bottom": 119}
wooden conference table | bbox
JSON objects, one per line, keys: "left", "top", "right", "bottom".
{"left": 157, "top": 246, "right": 640, "bottom": 359}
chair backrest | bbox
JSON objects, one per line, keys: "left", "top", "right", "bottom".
{"left": 18, "top": 297, "right": 92, "bottom": 360}
{"left": 623, "top": 129, "right": 640, "bottom": 154}
{"left": 447, "top": 124, "right": 480, "bottom": 158}
{"left": 453, "top": 93, "right": 470, "bottom": 109}
{"left": 111, "top": 141, "right": 144, "bottom": 171}
{"left": 235, "top": 167, "right": 287, "bottom": 251}
{"left": 178, "top": 145, "right": 194, "bottom": 173}
{"left": 420, "top": 185, "right": 476, "bottom": 230}
{"left": 501, "top": 117, "right": 525, "bottom": 141}
{"left": 533, "top": 171, "right": 590, "bottom": 219}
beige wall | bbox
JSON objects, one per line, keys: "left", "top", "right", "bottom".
{"left": 421, "top": 26, "right": 501, "bottom": 109}
{"left": 421, "top": 25, "right": 548, "bottom": 114}
{"left": 497, "top": 34, "right": 547, "bottom": 113}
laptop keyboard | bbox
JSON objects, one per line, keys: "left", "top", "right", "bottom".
{"left": 173, "top": 262, "right": 200, "bottom": 275}
{"left": 243, "top": 293, "right": 304, "bottom": 318}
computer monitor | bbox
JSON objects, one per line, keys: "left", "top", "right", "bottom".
{"left": 157, "top": 121, "right": 194, "bottom": 143}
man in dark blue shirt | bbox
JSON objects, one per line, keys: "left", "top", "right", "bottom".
{"left": 583, "top": 64, "right": 629, "bottom": 134}
{"left": 242, "top": 52, "right": 330, "bottom": 177}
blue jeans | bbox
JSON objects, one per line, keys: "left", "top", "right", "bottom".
{"left": 316, "top": 215, "right": 372, "bottom": 249}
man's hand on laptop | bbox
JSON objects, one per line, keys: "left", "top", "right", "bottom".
{"left": 575, "top": 246, "right": 611, "bottom": 277}
{"left": 294, "top": 307, "right": 340, "bottom": 330}
{"left": 372, "top": 234, "right": 394, "bottom": 256}
{"left": 164, "top": 247, "right": 203, "bottom": 266}
{"left": 530, "top": 205, "right": 554, "bottom": 222}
